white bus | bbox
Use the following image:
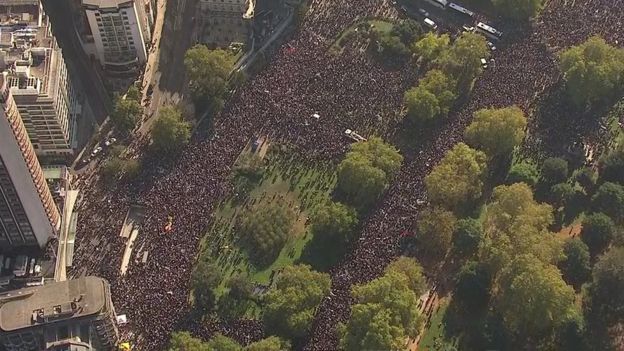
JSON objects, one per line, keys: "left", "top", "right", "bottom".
{"left": 448, "top": 2, "right": 475, "bottom": 17}
{"left": 425, "top": 0, "right": 448, "bottom": 9}
{"left": 476, "top": 22, "right": 503, "bottom": 40}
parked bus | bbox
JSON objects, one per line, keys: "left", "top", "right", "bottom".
{"left": 448, "top": 2, "right": 475, "bottom": 17}
{"left": 476, "top": 22, "right": 503, "bottom": 40}
{"left": 13, "top": 255, "right": 28, "bottom": 277}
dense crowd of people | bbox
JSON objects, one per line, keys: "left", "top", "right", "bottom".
{"left": 69, "top": 0, "right": 624, "bottom": 349}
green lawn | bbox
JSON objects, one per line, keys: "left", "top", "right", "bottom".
{"left": 418, "top": 299, "right": 459, "bottom": 351}
{"left": 195, "top": 144, "right": 337, "bottom": 315}
{"left": 330, "top": 18, "right": 395, "bottom": 55}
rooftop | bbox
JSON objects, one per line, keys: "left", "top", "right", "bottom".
{"left": 0, "top": 276, "right": 108, "bottom": 332}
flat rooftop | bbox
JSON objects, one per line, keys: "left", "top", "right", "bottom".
{"left": 0, "top": 276, "right": 108, "bottom": 332}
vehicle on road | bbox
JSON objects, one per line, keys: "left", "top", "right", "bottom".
{"left": 418, "top": 8, "right": 430, "bottom": 17}
{"left": 424, "top": 18, "right": 438, "bottom": 30}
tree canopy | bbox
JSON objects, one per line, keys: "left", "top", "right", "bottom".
{"left": 580, "top": 212, "right": 616, "bottom": 256}
{"left": 385, "top": 256, "right": 427, "bottom": 295}
{"left": 339, "top": 271, "right": 422, "bottom": 351}
{"left": 591, "top": 182, "right": 624, "bottom": 222}
{"left": 238, "top": 201, "right": 295, "bottom": 266}
{"left": 453, "top": 218, "right": 483, "bottom": 257}
{"left": 541, "top": 157, "right": 569, "bottom": 185}
{"left": 191, "top": 260, "right": 222, "bottom": 312}
{"left": 425, "top": 143, "right": 488, "bottom": 209}
{"left": 311, "top": 201, "right": 358, "bottom": 244}
{"left": 184, "top": 45, "right": 235, "bottom": 110}
{"left": 111, "top": 95, "right": 141, "bottom": 133}
{"left": 411, "top": 32, "right": 450, "bottom": 63}
{"left": 559, "top": 36, "right": 624, "bottom": 107}
{"left": 481, "top": 183, "right": 561, "bottom": 272}
{"left": 559, "top": 238, "right": 591, "bottom": 289}
{"left": 405, "top": 69, "right": 457, "bottom": 124}
{"left": 585, "top": 247, "right": 624, "bottom": 327}
{"left": 465, "top": 106, "right": 527, "bottom": 157}
{"left": 599, "top": 146, "right": 624, "bottom": 184}
{"left": 492, "top": 0, "right": 546, "bottom": 20}
{"left": 151, "top": 106, "right": 191, "bottom": 154}
{"left": 507, "top": 162, "right": 540, "bottom": 187}
{"left": 417, "top": 206, "right": 457, "bottom": 257}
{"left": 263, "top": 265, "right": 331, "bottom": 339}
{"left": 496, "top": 254, "right": 578, "bottom": 337}
{"left": 337, "top": 137, "right": 403, "bottom": 208}
{"left": 437, "top": 32, "right": 490, "bottom": 91}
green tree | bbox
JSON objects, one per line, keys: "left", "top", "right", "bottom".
{"left": 551, "top": 182, "right": 576, "bottom": 207}
{"left": 453, "top": 218, "right": 483, "bottom": 257}
{"left": 591, "top": 182, "right": 624, "bottom": 222}
{"left": 574, "top": 167, "right": 598, "bottom": 193}
{"left": 560, "top": 36, "right": 624, "bottom": 108}
{"left": 263, "top": 265, "right": 331, "bottom": 339}
{"left": 151, "top": 106, "right": 191, "bottom": 154}
{"left": 245, "top": 337, "right": 291, "bottom": 351}
{"left": 226, "top": 274, "right": 254, "bottom": 301}
{"left": 580, "top": 212, "right": 616, "bottom": 256}
{"left": 541, "top": 157, "right": 569, "bottom": 185}
{"left": 350, "top": 137, "right": 403, "bottom": 177}
{"left": 338, "top": 138, "right": 403, "bottom": 208}
{"left": 101, "top": 157, "right": 124, "bottom": 181}
{"left": 385, "top": 256, "right": 427, "bottom": 295}
{"left": 184, "top": 45, "right": 235, "bottom": 110}
{"left": 404, "top": 85, "right": 440, "bottom": 123}
{"left": 492, "top": 0, "right": 545, "bottom": 20}
{"left": 405, "top": 69, "right": 457, "bottom": 124}
{"left": 481, "top": 183, "right": 561, "bottom": 272}
{"left": 206, "top": 334, "right": 242, "bottom": 351}
{"left": 378, "top": 34, "right": 410, "bottom": 58}
{"left": 465, "top": 106, "right": 527, "bottom": 157}
{"left": 411, "top": 32, "right": 450, "bottom": 63}
{"left": 340, "top": 271, "right": 422, "bottom": 351}
{"left": 391, "top": 19, "right": 423, "bottom": 45}
{"left": 168, "top": 331, "right": 209, "bottom": 351}
{"left": 425, "top": 143, "right": 488, "bottom": 209}
{"left": 191, "top": 260, "right": 221, "bottom": 311}
{"left": 123, "top": 158, "right": 141, "bottom": 180}
{"left": 337, "top": 153, "right": 387, "bottom": 207}
{"left": 585, "top": 247, "right": 624, "bottom": 327}
{"left": 454, "top": 261, "right": 491, "bottom": 313}
{"left": 311, "top": 201, "right": 358, "bottom": 244}
{"left": 437, "top": 32, "right": 490, "bottom": 91}
{"left": 417, "top": 207, "right": 457, "bottom": 257}
{"left": 507, "top": 161, "right": 540, "bottom": 187}
{"left": 497, "top": 255, "right": 578, "bottom": 338}
{"left": 126, "top": 84, "right": 141, "bottom": 101}
{"left": 111, "top": 97, "right": 141, "bottom": 133}
{"left": 559, "top": 238, "right": 591, "bottom": 289}
{"left": 599, "top": 146, "right": 624, "bottom": 184}
{"left": 239, "top": 201, "right": 295, "bottom": 266}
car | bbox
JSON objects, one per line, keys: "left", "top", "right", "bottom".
{"left": 104, "top": 138, "right": 117, "bottom": 146}
{"left": 424, "top": 18, "right": 438, "bottom": 30}
{"left": 91, "top": 146, "right": 103, "bottom": 157}
{"left": 487, "top": 41, "right": 497, "bottom": 51}
{"left": 481, "top": 58, "right": 488, "bottom": 69}
{"left": 462, "top": 25, "right": 475, "bottom": 32}
{"left": 418, "top": 8, "right": 430, "bottom": 17}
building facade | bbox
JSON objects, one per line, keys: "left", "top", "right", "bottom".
{"left": 0, "top": 100, "right": 60, "bottom": 250}
{"left": 0, "top": 276, "right": 119, "bottom": 351}
{"left": 0, "top": 0, "right": 80, "bottom": 157}
{"left": 82, "top": 0, "right": 153, "bottom": 76}
{"left": 199, "top": 0, "right": 255, "bottom": 47}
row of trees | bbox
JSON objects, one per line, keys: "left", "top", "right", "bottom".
{"left": 184, "top": 44, "right": 236, "bottom": 113}
{"left": 406, "top": 32, "right": 490, "bottom": 124}
{"left": 169, "top": 332, "right": 290, "bottom": 351}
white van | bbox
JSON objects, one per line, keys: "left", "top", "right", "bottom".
{"left": 424, "top": 18, "right": 438, "bottom": 30}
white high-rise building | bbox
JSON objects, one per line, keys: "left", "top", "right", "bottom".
{"left": 82, "top": 0, "right": 153, "bottom": 76}
{"left": 0, "top": 0, "right": 80, "bottom": 157}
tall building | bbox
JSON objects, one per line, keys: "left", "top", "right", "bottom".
{"left": 0, "top": 0, "right": 80, "bottom": 157}
{"left": 82, "top": 0, "right": 154, "bottom": 76}
{"left": 200, "top": 0, "right": 255, "bottom": 47}
{"left": 0, "top": 98, "right": 60, "bottom": 250}
{"left": 0, "top": 276, "right": 119, "bottom": 351}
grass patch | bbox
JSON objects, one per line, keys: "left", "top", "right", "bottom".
{"left": 329, "top": 18, "right": 395, "bottom": 55}
{"left": 418, "top": 298, "right": 460, "bottom": 350}
{"left": 195, "top": 144, "right": 337, "bottom": 316}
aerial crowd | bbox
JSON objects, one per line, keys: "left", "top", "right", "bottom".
{"left": 69, "top": 0, "right": 624, "bottom": 350}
